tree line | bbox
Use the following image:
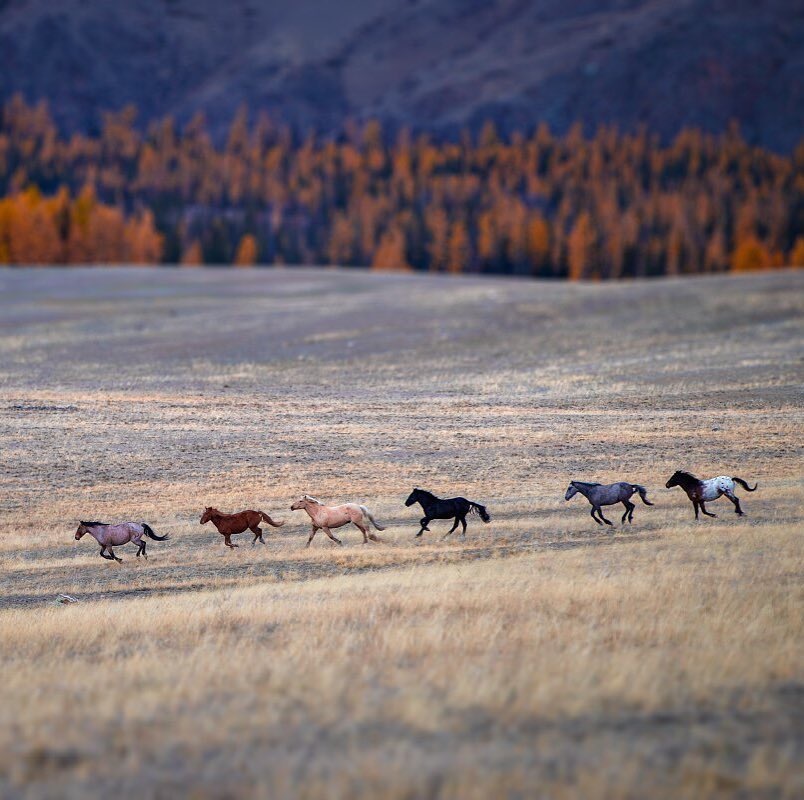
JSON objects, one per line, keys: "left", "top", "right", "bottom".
{"left": 1, "top": 95, "right": 802, "bottom": 275}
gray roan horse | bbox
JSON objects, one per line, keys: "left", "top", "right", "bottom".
{"left": 75, "top": 521, "right": 169, "bottom": 562}
{"left": 564, "top": 481, "right": 653, "bottom": 525}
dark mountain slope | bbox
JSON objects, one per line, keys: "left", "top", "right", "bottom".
{"left": 1, "top": 0, "right": 801, "bottom": 149}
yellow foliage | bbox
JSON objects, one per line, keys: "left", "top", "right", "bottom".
{"left": 234, "top": 234, "right": 258, "bottom": 266}
{"left": 371, "top": 225, "right": 409, "bottom": 271}
{"left": 789, "top": 236, "right": 804, "bottom": 267}
{"left": 731, "top": 235, "right": 772, "bottom": 272}
{"left": 181, "top": 240, "right": 204, "bottom": 266}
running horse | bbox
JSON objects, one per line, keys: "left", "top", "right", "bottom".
{"left": 290, "top": 495, "right": 385, "bottom": 547}
{"left": 75, "top": 520, "right": 169, "bottom": 562}
{"left": 665, "top": 471, "right": 757, "bottom": 519}
{"left": 404, "top": 488, "right": 491, "bottom": 538}
{"left": 200, "top": 507, "right": 285, "bottom": 547}
{"left": 564, "top": 481, "right": 653, "bottom": 526}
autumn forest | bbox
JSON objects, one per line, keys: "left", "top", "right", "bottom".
{"left": 1, "top": 96, "right": 801, "bottom": 276}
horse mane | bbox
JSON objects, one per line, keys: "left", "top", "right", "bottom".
{"left": 302, "top": 495, "right": 322, "bottom": 504}
{"left": 80, "top": 520, "right": 108, "bottom": 527}
{"left": 413, "top": 488, "right": 438, "bottom": 501}
{"left": 674, "top": 470, "right": 699, "bottom": 481}
{"left": 571, "top": 481, "right": 601, "bottom": 488}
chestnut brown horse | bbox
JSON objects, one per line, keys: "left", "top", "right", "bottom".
{"left": 200, "top": 507, "right": 285, "bottom": 547}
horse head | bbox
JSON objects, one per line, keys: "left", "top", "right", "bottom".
{"left": 76, "top": 520, "right": 105, "bottom": 540}
{"left": 665, "top": 471, "right": 685, "bottom": 489}
{"left": 564, "top": 483, "right": 579, "bottom": 501}
{"left": 291, "top": 495, "right": 319, "bottom": 511}
{"left": 200, "top": 507, "right": 216, "bottom": 524}
{"left": 404, "top": 488, "right": 420, "bottom": 507}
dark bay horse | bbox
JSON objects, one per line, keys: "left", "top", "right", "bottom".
{"left": 75, "top": 521, "right": 168, "bottom": 562}
{"left": 200, "top": 507, "right": 285, "bottom": 547}
{"left": 564, "top": 481, "right": 653, "bottom": 525}
{"left": 405, "top": 488, "right": 490, "bottom": 538}
{"left": 665, "top": 471, "right": 756, "bottom": 519}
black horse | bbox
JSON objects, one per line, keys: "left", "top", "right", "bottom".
{"left": 405, "top": 488, "right": 491, "bottom": 538}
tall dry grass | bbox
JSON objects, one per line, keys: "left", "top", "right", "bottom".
{"left": 1, "top": 527, "right": 801, "bottom": 798}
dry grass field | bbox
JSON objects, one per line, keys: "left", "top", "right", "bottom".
{"left": 0, "top": 267, "right": 802, "bottom": 799}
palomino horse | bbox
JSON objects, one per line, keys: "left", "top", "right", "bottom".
{"left": 564, "top": 481, "right": 653, "bottom": 525}
{"left": 404, "top": 488, "right": 490, "bottom": 538}
{"left": 75, "top": 520, "right": 169, "bottom": 562}
{"left": 665, "top": 471, "right": 756, "bottom": 519}
{"left": 200, "top": 507, "right": 285, "bottom": 547}
{"left": 290, "top": 495, "right": 385, "bottom": 547}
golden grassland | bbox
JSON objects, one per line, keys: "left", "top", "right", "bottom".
{"left": 0, "top": 268, "right": 802, "bottom": 798}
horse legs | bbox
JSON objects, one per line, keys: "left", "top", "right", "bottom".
{"left": 692, "top": 499, "right": 700, "bottom": 519}
{"left": 460, "top": 516, "right": 467, "bottom": 536}
{"left": 699, "top": 502, "right": 717, "bottom": 518}
{"left": 107, "top": 546, "right": 122, "bottom": 563}
{"left": 621, "top": 501, "right": 635, "bottom": 524}
{"left": 250, "top": 525, "right": 265, "bottom": 544}
{"left": 358, "top": 521, "right": 381, "bottom": 543}
{"left": 596, "top": 507, "right": 613, "bottom": 526}
{"left": 140, "top": 540, "right": 148, "bottom": 559}
{"left": 99, "top": 545, "right": 115, "bottom": 561}
{"left": 323, "top": 526, "right": 342, "bottom": 546}
{"left": 443, "top": 518, "right": 460, "bottom": 538}
{"left": 355, "top": 523, "right": 380, "bottom": 543}
{"left": 306, "top": 526, "right": 319, "bottom": 548}
{"left": 590, "top": 507, "right": 603, "bottom": 525}
{"left": 415, "top": 517, "right": 431, "bottom": 537}
{"left": 223, "top": 534, "right": 238, "bottom": 548}
{"left": 724, "top": 491, "right": 746, "bottom": 516}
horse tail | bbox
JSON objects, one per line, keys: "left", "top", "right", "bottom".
{"left": 732, "top": 477, "right": 757, "bottom": 492}
{"left": 469, "top": 502, "right": 491, "bottom": 523}
{"left": 361, "top": 506, "right": 386, "bottom": 531}
{"left": 142, "top": 523, "right": 169, "bottom": 541}
{"left": 632, "top": 485, "right": 654, "bottom": 505}
{"left": 259, "top": 511, "right": 285, "bottom": 527}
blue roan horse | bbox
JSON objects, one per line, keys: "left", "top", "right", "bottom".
{"left": 565, "top": 481, "right": 653, "bottom": 525}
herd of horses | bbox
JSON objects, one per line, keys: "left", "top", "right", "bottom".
{"left": 74, "top": 471, "right": 758, "bottom": 562}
